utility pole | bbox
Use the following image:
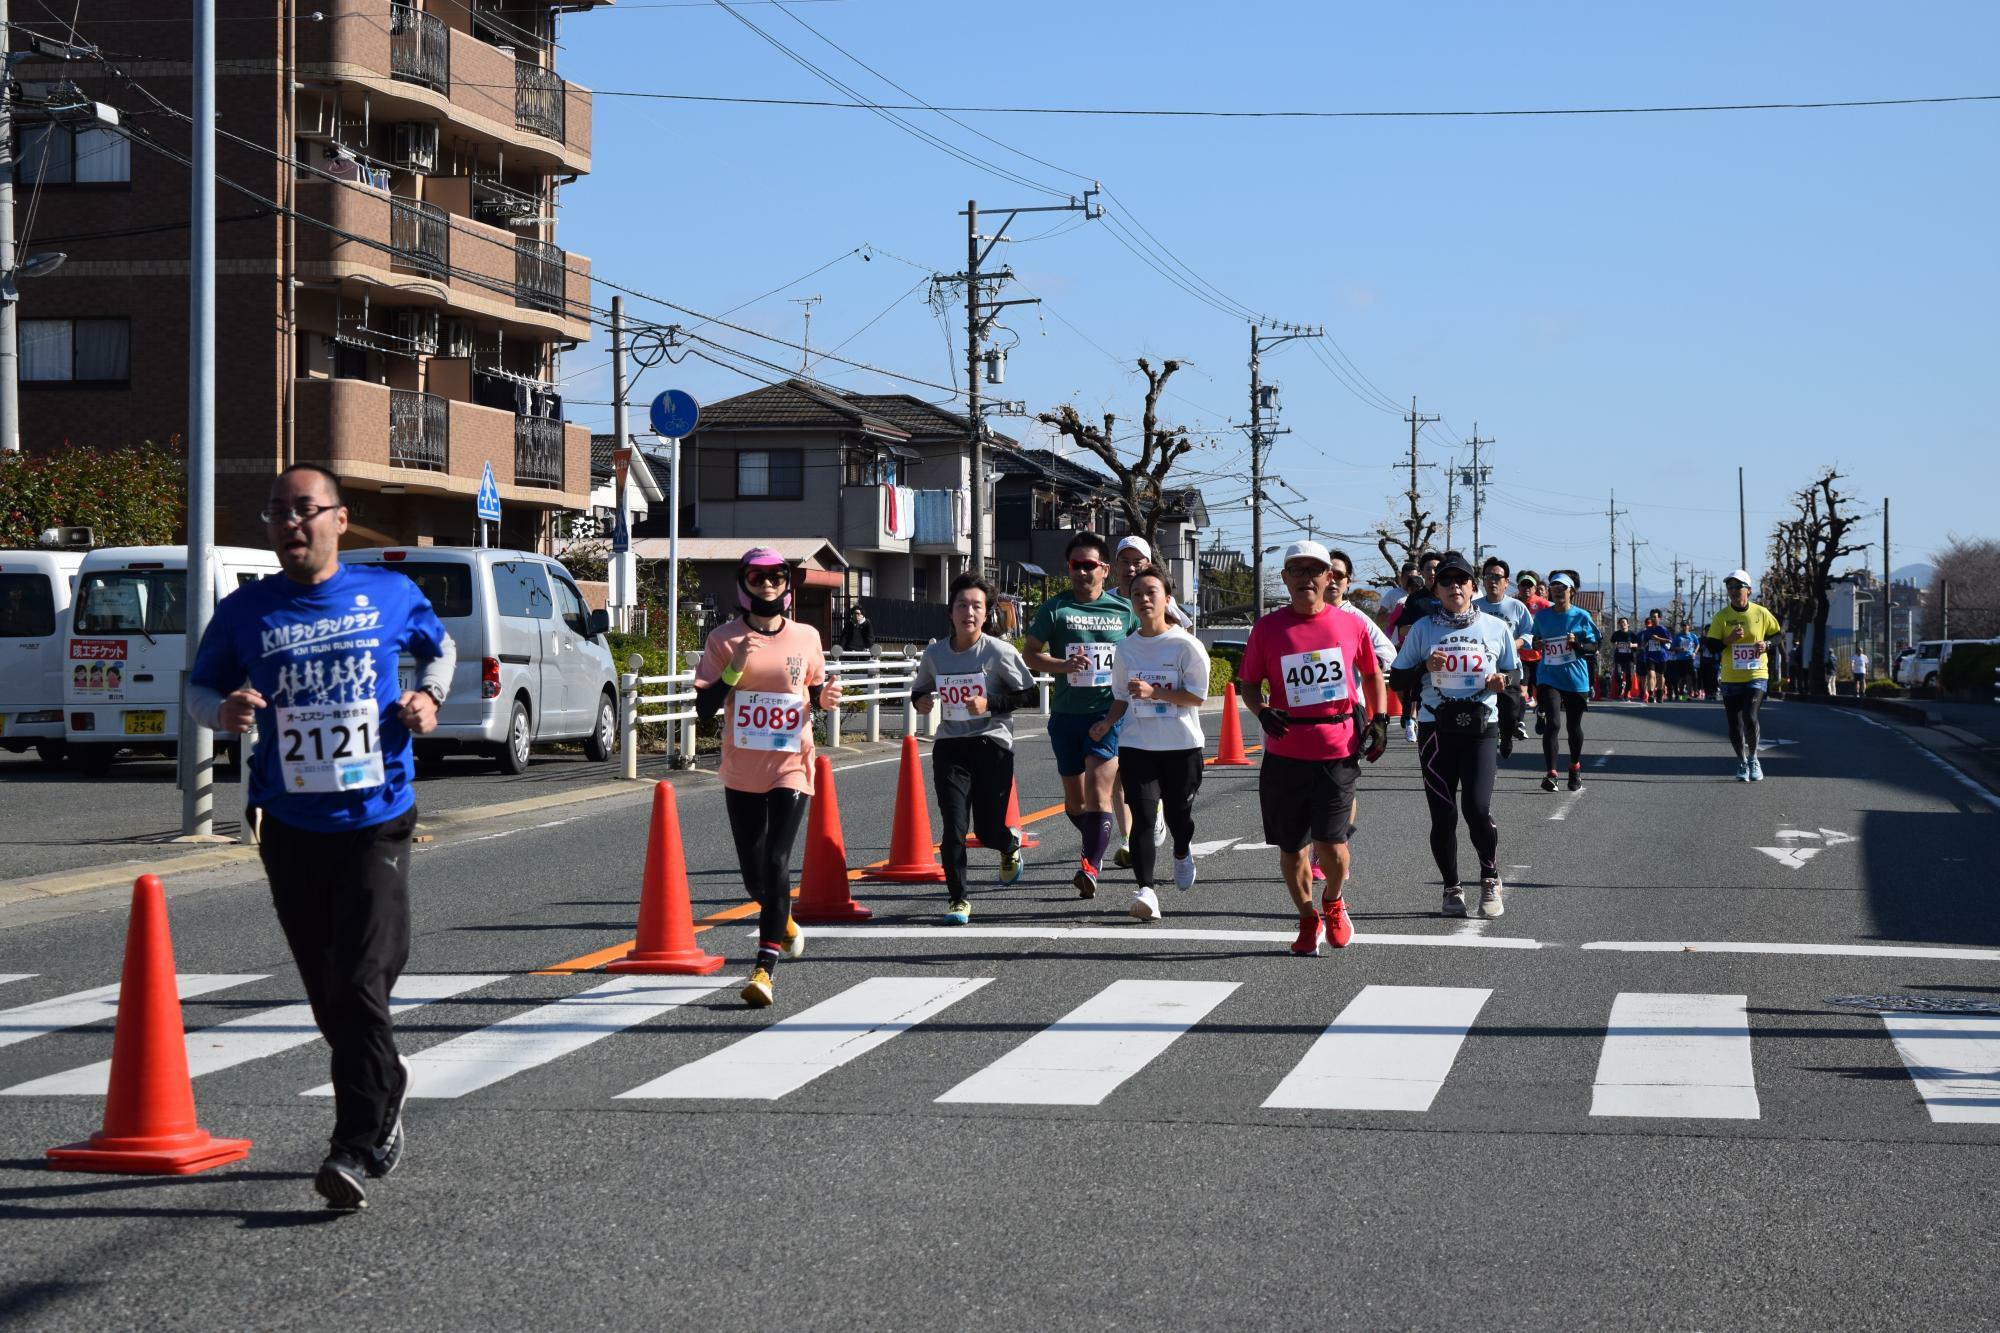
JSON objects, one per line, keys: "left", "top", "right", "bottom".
{"left": 1628, "top": 533, "right": 1648, "bottom": 626}
{"left": 0, "top": 0, "right": 15, "bottom": 453}
{"left": 948, "top": 191, "right": 1097, "bottom": 580}
{"left": 1881, "top": 497, "right": 1891, "bottom": 669}
{"left": 179, "top": 0, "right": 218, "bottom": 839}
{"left": 790, "top": 294, "right": 820, "bottom": 376}
{"left": 1738, "top": 466, "right": 1748, "bottom": 570}
{"left": 608, "top": 296, "right": 630, "bottom": 632}
{"left": 1461, "top": 424, "right": 1494, "bottom": 560}
{"left": 1245, "top": 321, "right": 1323, "bottom": 617}
{"left": 1403, "top": 398, "right": 1441, "bottom": 559}
{"left": 1444, "top": 467, "right": 1456, "bottom": 552}
{"left": 1607, "top": 490, "right": 1628, "bottom": 625}
{"left": 1671, "top": 557, "right": 1683, "bottom": 623}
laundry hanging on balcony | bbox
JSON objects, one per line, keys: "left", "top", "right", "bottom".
{"left": 882, "top": 484, "right": 917, "bottom": 540}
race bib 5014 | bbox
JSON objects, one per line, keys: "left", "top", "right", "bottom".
{"left": 1069, "top": 643, "right": 1117, "bottom": 689}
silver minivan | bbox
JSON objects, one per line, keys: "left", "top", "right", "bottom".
{"left": 343, "top": 546, "right": 618, "bottom": 773}
{"left": 0, "top": 548, "right": 84, "bottom": 765}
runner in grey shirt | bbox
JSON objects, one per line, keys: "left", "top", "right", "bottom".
{"left": 911, "top": 574, "right": 1041, "bottom": 923}
{"left": 1473, "top": 554, "right": 1534, "bottom": 755}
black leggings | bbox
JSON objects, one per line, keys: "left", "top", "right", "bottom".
{"left": 933, "top": 735, "right": 1019, "bottom": 900}
{"left": 1537, "top": 685, "right": 1588, "bottom": 769}
{"left": 724, "top": 787, "right": 811, "bottom": 960}
{"left": 1119, "top": 746, "right": 1203, "bottom": 889}
{"left": 1723, "top": 684, "right": 1766, "bottom": 757}
{"left": 1417, "top": 724, "right": 1499, "bottom": 887}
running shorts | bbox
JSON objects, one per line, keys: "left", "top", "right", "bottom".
{"left": 1258, "top": 752, "right": 1360, "bottom": 851}
{"left": 1048, "top": 709, "right": 1121, "bottom": 777}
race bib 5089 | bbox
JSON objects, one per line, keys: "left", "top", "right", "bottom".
{"left": 732, "top": 690, "right": 807, "bottom": 752}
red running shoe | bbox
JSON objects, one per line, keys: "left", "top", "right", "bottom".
{"left": 1322, "top": 895, "right": 1354, "bottom": 948}
{"left": 1290, "top": 912, "right": 1327, "bottom": 956}
{"left": 1309, "top": 857, "right": 1326, "bottom": 883}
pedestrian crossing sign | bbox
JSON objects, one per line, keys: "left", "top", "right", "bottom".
{"left": 476, "top": 462, "right": 502, "bottom": 523}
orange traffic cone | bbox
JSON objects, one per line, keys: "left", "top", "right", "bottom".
{"left": 1210, "top": 681, "right": 1252, "bottom": 766}
{"left": 967, "top": 778, "right": 1040, "bottom": 849}
{"left": 794, "top": 754, "right": 873, "bottom": 922}
{"left": 47, "top": 874, "right": 251, "bottom": 1175}
{"left": 607, "top": 782, "right": 725, "bottom": 975}
{"left": 859, "top": 734, "right": 948, "bottom": 882}
{"left": 1385, "top": 690, "right": 1404, "bottom": 719}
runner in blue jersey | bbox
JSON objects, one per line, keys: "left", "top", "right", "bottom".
{"left": 188, "top": 464, "right": 453, "bottom": 1212}
{"left": 1529, "top": 572, "right": 1600, "bottom": 792}
{"left": 1668, "top": 622, "right": 1698, "bottom": 700}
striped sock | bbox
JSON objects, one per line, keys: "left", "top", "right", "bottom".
{"left": 756, "top": 944, "right": 781, "bottom": 972}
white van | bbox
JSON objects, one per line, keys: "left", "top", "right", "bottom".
{"left": 0, "top": 549, "right": 85, "bottom": 765}
{"left": 64, "top": 545, "right": 282, "bottom": 774}
{"left": 342, "top": 546, "right": 617, "bottom": 773}
{"left": 1895, "top": 638, "right": 1997, "bottom": 690}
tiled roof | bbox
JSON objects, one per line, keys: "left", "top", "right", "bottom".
{"left": 993, "top": 447, "right": 1111, "bottom": 491}
{"left": 689, "top": 380, "right": 909, "bottom": 440}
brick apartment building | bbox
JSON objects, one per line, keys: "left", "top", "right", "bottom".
{"left": 11, "top": 1, "right": 601, "bottom": 550}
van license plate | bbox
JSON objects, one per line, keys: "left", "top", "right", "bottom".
{"left": 123, "top": 711, "right": 166, "bottom": 735}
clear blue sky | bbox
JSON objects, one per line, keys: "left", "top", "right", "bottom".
{"left": 555, "top": 0, "right": 1996, "bottom": 592}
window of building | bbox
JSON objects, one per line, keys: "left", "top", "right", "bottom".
{"left": 843, "top": 449, "right": 902, "bottom": 487}
{"left": 737, "top": 449, "right": 803, "bottom": 500}
{"left": 15, "top": 122, "right": 130, "bottom": 185}
{"left": 20, "top": 318, "right": 130, "bottom": 384}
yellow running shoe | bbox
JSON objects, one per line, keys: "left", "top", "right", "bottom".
{"left": 740, "top": 966, "right": 774, "bottom": 1008}
{"left": 782, "top": 916, "right": 806, "bottom": 958}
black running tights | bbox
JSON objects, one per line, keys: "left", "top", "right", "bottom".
{"left": 1537, "top": 685, "right": 1588, "bottom": 769}
{"left": 1119, "top": 745, "right": 1203, "bottom": 889}
{"left": 724, "top": 787, "right": 811, "bottom": 958}
{"left": 1417, "top": 724, "right": 1499, "bottom": 887}
{"left": 1723, "top": 684, "right": 1766, "bottom": 758}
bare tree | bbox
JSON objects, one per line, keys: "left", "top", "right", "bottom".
{"left": 1371, "top": 513, "right": 1438, "bottom": 590}
{"left": 1036, "top": 358, "right": 1196, "bottom": 550}
{"left": 1925, "top": 536, "right": 2000, "bottom": 640}
{"left": 1763, "top": 468, "right": 1869, "bottom": 697}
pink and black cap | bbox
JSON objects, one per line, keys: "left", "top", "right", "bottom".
{"left": 736, "top": 545, "right": 794, "bottom": 612}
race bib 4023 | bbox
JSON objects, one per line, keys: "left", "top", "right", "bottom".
{"left": 1280, "top": 647, "right": 1348, "bottom": 707}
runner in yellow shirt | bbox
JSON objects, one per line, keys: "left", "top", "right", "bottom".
{"left": 1703, "top": 568, "right": 1782, "bottom": 782}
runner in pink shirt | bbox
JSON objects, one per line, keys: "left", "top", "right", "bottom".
{"left": 1237, "top": 541, "right": 1390, "bottom": 954}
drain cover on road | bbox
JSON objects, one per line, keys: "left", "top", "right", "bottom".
{"left": 1827, "top": 994, "right": 2000, "bottom": 1014}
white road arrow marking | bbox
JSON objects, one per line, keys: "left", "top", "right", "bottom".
{"left": 1775, "top": 829, "right": 1822, "bottom": 841}
{"left": 1755, "top": 846, "right": 1822, "bottom": 869}
{"left": 1186, "top": 838, "right": 1240, "bottom": 857}
{"left": 1818, "top": 828, "right": 1857, "bottom": 846}
{"left": 1235, "top": 841, "right": 1277, "bottom": 852}
{"left": 1757, "top": 738, "right": 1795, "bottom": 750}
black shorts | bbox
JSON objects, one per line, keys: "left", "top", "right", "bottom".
{"left": 1258, "top": 752, "right": 1360, "bottom": 852}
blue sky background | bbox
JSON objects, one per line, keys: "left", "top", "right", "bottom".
{"left": 554, "top": 0, "right": 1996, "bottom": 594}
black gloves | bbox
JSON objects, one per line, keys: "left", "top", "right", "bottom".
{"left": 1257, "top": 706, "right": 1291, "bottom": 738}
{"left": 1361, "top": 715, "right": 1389, "bottom": 763}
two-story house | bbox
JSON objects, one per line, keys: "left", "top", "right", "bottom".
{"left": 678, "top": 379, "right": 1006, "bottom": 611}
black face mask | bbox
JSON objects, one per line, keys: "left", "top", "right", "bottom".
{"left": 745, "top": 591, "right": 786, "bottom": 618}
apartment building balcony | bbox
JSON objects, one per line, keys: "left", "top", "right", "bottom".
{"left": 910, "top": 488, "right": 970, "bottom": 556}
{"left": 297, "top": 179, "right": 590, "bottom": 341}
{"left": 303, "top": 1, "right": 592, "bottom": 176}
{"left": 298, "top": 377, "right": 590, "bottom": 511}
{"left": 839, "top": 485, "right": 911, "bottom": 555}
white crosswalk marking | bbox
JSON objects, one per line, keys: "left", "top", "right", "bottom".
{"left": 937, "top": 979, "right": 1239, "bottom": 1106}
{"left": 314, "top": 975, "right": 739, "bottom": 1100}
{"left": 1263, "top": 985, "right": 1492, "bottom": 1112}
{"left": 0, "top": 975, "right": 33, "bottom": 987}
{"left": 1591, "top": 993, "right": 1759, "bottom": 1119}
{"left": 1, "top": 975, "right": 504, "bottom": 1097}
{"left": 1879, "top": 1011, "right": 2000, "bottom": 1124}
{"left": 0, "top": 974, "right": 267, "bottom": 1052}
{"left": 619, "top": 977, "right": 991, "bottom": 1101}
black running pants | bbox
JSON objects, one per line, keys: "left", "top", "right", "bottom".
{"left": 258, "top": 806, "right": 416, "bottom": 1157}
{"left": 1119, "top": 745, "right": 1203, "bottom": 888}
{"left": 1536, "top": 685, "right": 1588, "bottom": 769}
{"left": 724, "top": 787, "right": 811, "bottom": 959}
{"left": 933, "top": 735, "right": 1020, "bottom": 900}
{"left": 1416, "top": 724, "right": 1499, "bottom": 887}
{"left": 1722, "top": 683, "right": 1766, "bottom": 758}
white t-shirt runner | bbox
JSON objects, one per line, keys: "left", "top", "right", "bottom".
{"left": 1111, "top": 629, "right": 1210, "bottom": 751}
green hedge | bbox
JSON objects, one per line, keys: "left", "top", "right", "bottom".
{"left": 1864, "top": 679, "right": 1908, "bottom": 697}
{"left": 1941, "top": 643, "right": 2000, "bottom": 694}
{"left": 1207, "top": 654, "right": 1235, "bottom": 698}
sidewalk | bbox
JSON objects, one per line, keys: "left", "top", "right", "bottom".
{"left": 1819, "top": 694, "right": 2000, "bottom": 799}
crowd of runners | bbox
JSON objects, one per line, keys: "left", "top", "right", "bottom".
{"left": 184, "top": 464, "right": 1792, "bottom": 1209}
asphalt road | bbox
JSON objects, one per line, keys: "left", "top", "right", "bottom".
{"left": 2, "top": 698, "right": 1998, "bottom": 1330}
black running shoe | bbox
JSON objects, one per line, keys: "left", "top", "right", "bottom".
{"left": 1540, "top": 771, "right": 1558, "bottom": 793}
{"left": 315, "top": 1151, "right": 369, "bottom": 1211}
{"left": 1568, "top": 766, "right": 1584, "bottom": 792}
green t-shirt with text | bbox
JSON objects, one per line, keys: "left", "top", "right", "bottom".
{"left": 1027, "top": 589, "right": 1137, "bottom": 715}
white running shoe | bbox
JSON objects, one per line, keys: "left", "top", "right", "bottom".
{"left": 1479, "top": 877, "right": 1505, "bottom": 919}
{"left": 1403, "top": 720, "right": 1418, "bottom": 744}
{"left": 1173, "top": 854, "right": 1198, "bottom": 891}
{"left": 1441, "top": 886, "right": 1468, "bottom": 917}
{"left": 1129, "top": 886, "right": 1162, "bottom": 921}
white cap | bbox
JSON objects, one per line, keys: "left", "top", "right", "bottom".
{"left": 1115, "top": 535, "right": 1153, "bottom": 560}
{"left": 1548, "top": 571, "right": 1577, "bottom": 589}
{"left": 1280, "top": 539, "right": 1332, "bottom": 569}
{"left": 1724, "top": 569, "right": 1754, "bottom": 588}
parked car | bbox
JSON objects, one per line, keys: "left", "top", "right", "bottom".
{"left": 0, "top": 548, "right": 85, "bottom": 765}
{"left": 343, "top": 546, "right": 616, "bottom": 773}
{"left": 64, "top": 545, "right": 282, "bottom": 775}
{"left": 1894, "top": 639, "right": 1998, "bottom": 690}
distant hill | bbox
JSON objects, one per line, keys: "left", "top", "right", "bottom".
{"left": 1893, "top": 562, "right": 1935, "bottom": 586}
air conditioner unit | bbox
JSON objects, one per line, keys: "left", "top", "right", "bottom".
{"left": 391, "top": 308, "right": 440, "bottom": 356}
{"left": 439, "top": 318, "right": 476, "bottom": 359}
{"left": 392, "top": 122, "right": 439, "bottom": 173}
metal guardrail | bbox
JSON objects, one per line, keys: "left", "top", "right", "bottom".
{"left": 515, "top": 61, "right": 566, "bottom": 142}
{"left": 390, "top": 198, "right": 450, "bottom": 277}
{"left": 514, "top": 414, "right": 564, "bottom": 488}
{"left": 515, "top": 237, "right": 566, "bottom": 314}
{"left": 389, "top": 388, "right": 448, "bottom": 471}
{"left": 617, "top": 646, "right": 1053, "bottom": 780}
{"left": 389, "top": 2, "right": 449, "bottom": 93}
